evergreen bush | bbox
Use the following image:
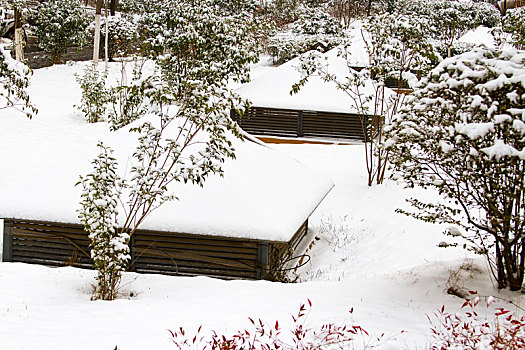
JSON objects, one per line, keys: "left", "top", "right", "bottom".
{"left": 28, "top": 0, "right": 89, "bottom": 64}
{"left": 75, "top": 65, "right": 109, "bottom": 123}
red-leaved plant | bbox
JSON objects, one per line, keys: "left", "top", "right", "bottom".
{"left": 429, "top": 291, "right": 525, "bottom": 350}
{"left": 168, "top": 300, "right": 386, "bottom": 349}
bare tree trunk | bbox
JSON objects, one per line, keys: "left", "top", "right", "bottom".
{"left": 93, "top": 0, "right": 103, "bottom": 64}
{"left": 110, "top": 0, "right": 117, "bottom": 16}
{"left": 14, "top": 7, "right": 24, "bottom": 61}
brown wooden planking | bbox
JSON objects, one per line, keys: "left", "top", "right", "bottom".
{"left": 133, "top": 266, "right": 256, "bottom": 278}
{"left": 13, "top": 230, "right": 91, "bottom": 245}
{"left": 134, "top": 232, "right": 260, "bottom": 247}
{"left": 133, "top": 241, "right": 258, "bottom": 256}
{"left": 12, "top": 252, "right": 91, "bottom": 268}
{"left": 5, "top": 218, "right": 309, "bottom": 280}
{"left": 134, "top": 266, "right": 257, "bottom": 278}
{"left": 134, "top": 246, "right": 257, "bottom": 262}
{"left": 11, "top": 240, "right": 89, "bottom": 258}
{"left": 133, "top": 256, "right": 257, "bottom": 271}
{"left": 235, "top": 107, "right": 369, "bottom": 141}
{"left": 133, "top": 254, "right": 256, "bottom": 271}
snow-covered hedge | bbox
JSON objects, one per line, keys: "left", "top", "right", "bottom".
{"left": 268, "top": 32, "right": 344, "bottom": 65}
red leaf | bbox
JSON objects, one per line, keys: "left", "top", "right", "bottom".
{"left": 308, "top": 299, "right": 312, "bottom": 307}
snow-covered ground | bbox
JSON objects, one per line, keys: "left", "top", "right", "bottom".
{"left": 0, "top": 59, "right": 522, "bottom": 349}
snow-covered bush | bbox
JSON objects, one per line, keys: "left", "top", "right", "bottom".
{"left": 364, "top": 13, "right": 436, "bottom": 85}
{"left": 0, "top": 46, "right": 36, "bottom": 118}
{"left": 386, "top": 47, "right": 525, "bottom": 290}
{"left": 291, "top": 6, "right": 342, "bottom": 35}
{"left": 429, "top": 293, "right": 525, "bottom": 349}
{"left": 28, "top": 0, "right": 89, "bottom": 64}
{"left": 502, "top": 7, "right": 525, "bottom": 49}
{"left": 75, "top": 65, "right": 109, "bottom": 123}
{"left": 78, "top": 142, "right": 129, "bottom": 301}
{"left": 138, "top": 0, "right": 262, "bottom": 89}
{"left": 87, "top": 14, "right": 140, "bottom": 60}
{"left": 268, "top": 32, "right": 344, "bottom": 64}
{"left": 268, "top": 6, "right": 344, "bottom": 64}
{"left": 400, "top": 0, "right": 501, "bottom": 57}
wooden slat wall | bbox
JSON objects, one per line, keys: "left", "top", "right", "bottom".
{"left": 131, "top": 229, "right": 261, "bottom": 279}
{"left": 2, "top": 219, "right": 310, "bottom": 280}
{"left": 302, "top": 110, "right": 366, "bottom": 140}
{"left": 235, "top": 107, "right": 299, "bottom": 137}
{"left": 9, "top": 220, "right": 92, "bottom": 268}
{"left": 233, "top": 107, "right": 368, "bottom": 141}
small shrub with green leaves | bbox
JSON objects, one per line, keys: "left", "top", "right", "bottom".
{"left": 0, "top": 45, "right": 37, "bottom": 118}
{"left": 75, "top": 65, "right": 109, "bottom": 123}
{"left": 28, "top": 0, "right": 89, "bottom": 64}
{"left": 107, "top": 62, "right": 152, "bottom": 131}
{"left": 399, "top": 0, "right": 501, "bottom": 57}
{"left": 77, "top": 142, "right": 129, "bottom": 301}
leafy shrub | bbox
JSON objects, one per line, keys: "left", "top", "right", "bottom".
{"left": 399, "top": 0, "right": 500, "bottom": 57}
{"left": 268, "top": 6, "right": 344, "bottom": 64}
{"left": 28, "top": 0, "right": 89, "bottom": 64}
{"left": 138, "top": 0, "right": 262, "bottom": 88}
{"left": 78, "top": 142, "right": 129, "bottom": 301}
{"left": 75, "top": 65, "right": 109, "bottom": 123}
{"left": 263, "top": 0, "right": 304, "bottom": 28}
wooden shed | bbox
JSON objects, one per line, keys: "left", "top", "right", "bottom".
{"left": 1, "top": 217, "right": 309, "bottom": 280}
{"left": 0, "top": 96, "right": 333, "bottom": 281}
{"left": 234, "top": 45, "right": 393, "bottom": 142}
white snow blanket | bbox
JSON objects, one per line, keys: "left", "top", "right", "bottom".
{"left": 0, "top": 62, "right": 334, "bottom": 242}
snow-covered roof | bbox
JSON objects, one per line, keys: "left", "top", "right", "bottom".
{"left": 458, "top": 26, "right": 497, "bottom": 48}
{"left": 235, "top": 38, "right": 385, "bottom": 115}
{"left": 0, "top": 62, "right": 334, "bottom": 242}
